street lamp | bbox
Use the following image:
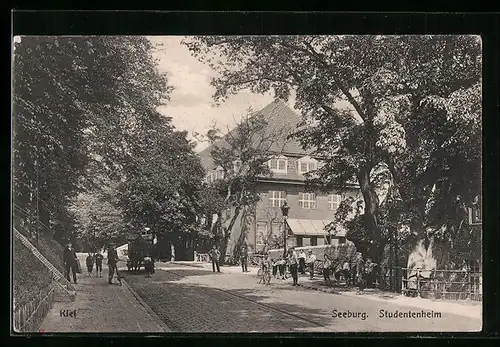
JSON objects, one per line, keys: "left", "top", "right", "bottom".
{"left": 280, "top": 201, "right": 290, "bottom": 258}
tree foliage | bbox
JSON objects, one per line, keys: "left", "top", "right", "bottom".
{"left": 70, "top": 182, "right": 128, "bottom": 251}
{"left": 12, "top": 36, "right": 177, "bottom": 246}
{"left": 196, "top": 111, "right": 288, "bottom": 263}
{"left": 116, "top": 122, "right": 205, "bottom": 240}
{"left": 184, "top": 35, "right": 482, "bottom": 266}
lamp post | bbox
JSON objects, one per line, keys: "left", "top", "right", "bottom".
{"left": 280, "top": 202, "right": 290, "bottom": 258}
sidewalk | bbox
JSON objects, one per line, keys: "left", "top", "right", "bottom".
{"left": 39, "top": 256, "right": 168, "bottom": 333}
{"left": 171, "top": 261, "right": 482, "bottom": 320}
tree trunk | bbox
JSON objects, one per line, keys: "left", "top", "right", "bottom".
{"left": 357, "top": 165, "right": 383, "bottom": 263}
{"left": 218, "top": 206, "right": 242, "bottom": 265}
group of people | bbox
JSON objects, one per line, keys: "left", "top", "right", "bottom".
{"left": 85, "top": 251, "right": 104, "bottom": 277}
{"left": 63, "top": 243, "right": 122, "bottom": 286}
{"left": 258, "top": 247, "right": 314, "bottom": 286}
{"left": 206, "top": 243, "right": 378, "bottom": 291}
{"left": 254, "top": 246, "right": 378, "bottom": 290}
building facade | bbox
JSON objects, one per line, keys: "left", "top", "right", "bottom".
{"left": 198, "top": 99, "right": 360, "bottom": 255}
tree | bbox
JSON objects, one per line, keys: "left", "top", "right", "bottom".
{"left": 70, "top": 182, "right": 129, "bottom": 251}
{"left": 115, "top": 119, "right": 206, "bottom": 258}
{"left": 12, "top": 36, "right": 172, "bottom": 245}
{"left": 196, "top": 111, "right": 288, "bottom": 264}
{"left": 184, "top": 35, "right": 481, "bottom": 266}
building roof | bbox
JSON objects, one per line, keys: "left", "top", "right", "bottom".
{"left": 198, "top": 99, "right": 311, "bottom": 171}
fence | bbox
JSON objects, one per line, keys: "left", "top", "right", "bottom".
{"left": 195, "top": 252, "right": 264, "bottom": 266}
{"left": 13, "top": 285, "right": 55, "bottom": 333}
{"left": 194, "top": 253, "right": 210, "bottom": 262}
{"left": 379, "top": 266, "right": 482, "bottom": 301}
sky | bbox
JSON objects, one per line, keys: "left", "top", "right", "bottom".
{"left": 148, "top": 36, "right": 293, "bottom": 153}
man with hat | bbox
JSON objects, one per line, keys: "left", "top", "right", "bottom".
{"left": 287, "top": 247, "right": 299, "bottom": 286}
{"left": 107, "top": 243, "right": 122, "bottom": 285}
{"left": 240, "top": 244, "right": 249, "bottom": 273}
{"left": 63, "top": 242, "right": 78, "bottom": 284}
{"left": 306, "top": 250, "right": 317, "bottom": 279}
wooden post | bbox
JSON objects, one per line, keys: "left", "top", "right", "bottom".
{"left": 416, "top": 269, "right": 421, "bottom": 298}
{"left": 389, "top": 232, "right": 393, "bottom": 291}
{"left": 432, "top": 269, "right": 437, "bottom": 299}
{"left": 282, "top": 217, "right": 287, "bottom": 258}
{"left": 468, "top": 267, "right": 472, "bottom": 300}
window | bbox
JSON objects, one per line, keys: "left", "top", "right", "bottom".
{"left": 297, "top": 158, "right": 318, "bottom": 174}
{"left": 256, "top": 222, "right": 267, "bottom": 247}
{"left": 296, "top": 236, "right": 303, "bottom": 247}
{"left": 310, "top": 237, "right": 318, "bottom": 246}
{"left": 269, "top": 191, "right": 287, "bottom": 208}
{"left": 328, "top": 194, "right": 342, "bottom": 211}
{"left": 268, "top": 157, "right": 287, "bottom": 173}
{"left": 299, "top": 192, "right": 316, "bottom": 209}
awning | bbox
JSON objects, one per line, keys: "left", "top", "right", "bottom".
{"left": 286, "top": 219, "right": 334, "bottom": 237}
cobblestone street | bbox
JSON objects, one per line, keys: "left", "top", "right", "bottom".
{"left": 123, "top": 263, "right": 482, "bottom": 333}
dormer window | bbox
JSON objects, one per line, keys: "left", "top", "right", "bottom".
{"left": 297, "top": 157, "right": 319, "bottom": 175}
{"left": 268, "top": 156, "right": 287, "bottom": 173}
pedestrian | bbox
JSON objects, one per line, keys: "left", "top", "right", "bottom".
{"left": 306, "top": 250, "right": 316, "bottom": 279}
{"left": 86, "top": 252, "right": 94, "bottom": 277}
{"left": 63, "top": 243, "right": 78, "bottom": 284}
{"left": 342, "top": 260, "right": 351, "bottom": 285}
{"left": 364, "top": 258, "right": 375, "bottom": 288}
{"left": 349, "top": 254, "right": 358, "bottom": 287}
{"left": 208, "top": 245, "right": 221, "bottom": 273}
{"left": 298, "top": 249, "right": 307, "bottom": 274}
{"left": 144, "top": 256, "right": 154, "bottom": 278}
{"left": 240, "top": 245, "right": 249, "bottom": 272}
{"left": 276, "top": 255, "right": 286, "bottom": 279}
{"left": 287, "top": 247, "right": 299, "bottom": 286}
{"left": 356, "top": 253, "right": 366, "bottom": 292}
{"left": 271, "top": 258, "right": 278, "bottom": 278}
{"left": 94, "top": 251, "right": 103, "bottom": 278}
{"left": 323, "top": 254, "right": 332, "bottom": 287}
{"left": 107, "top": 243, "right": 122, "bottom": 285}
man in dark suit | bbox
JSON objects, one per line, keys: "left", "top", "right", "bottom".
{"left": 208, "top": 245, "right": 221, "bottom": 273}
{"left": 240, "top": 245, "right": 249, "bottom": 272}
{"left": 63, "top": 243, "right": 78, "bottom": 284}
{"left": 107, "top": 244, "right": 122, "bottom": 285}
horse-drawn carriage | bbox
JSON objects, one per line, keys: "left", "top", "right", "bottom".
{"left": 126, "top": 232, "right": 154, "bottom": 272}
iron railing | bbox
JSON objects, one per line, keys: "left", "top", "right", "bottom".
{"left": 379, "top": 266, "right": 482, "bottom": 301}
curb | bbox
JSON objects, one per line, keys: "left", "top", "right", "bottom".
{"left": 170, "top": 262, "right": 205, "bottom": 269}
{"left": 299, "top": 283, "right": 343, "bottom": 295}
{"left": 121, "top": 279, "right": 172, "bottom": 332}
